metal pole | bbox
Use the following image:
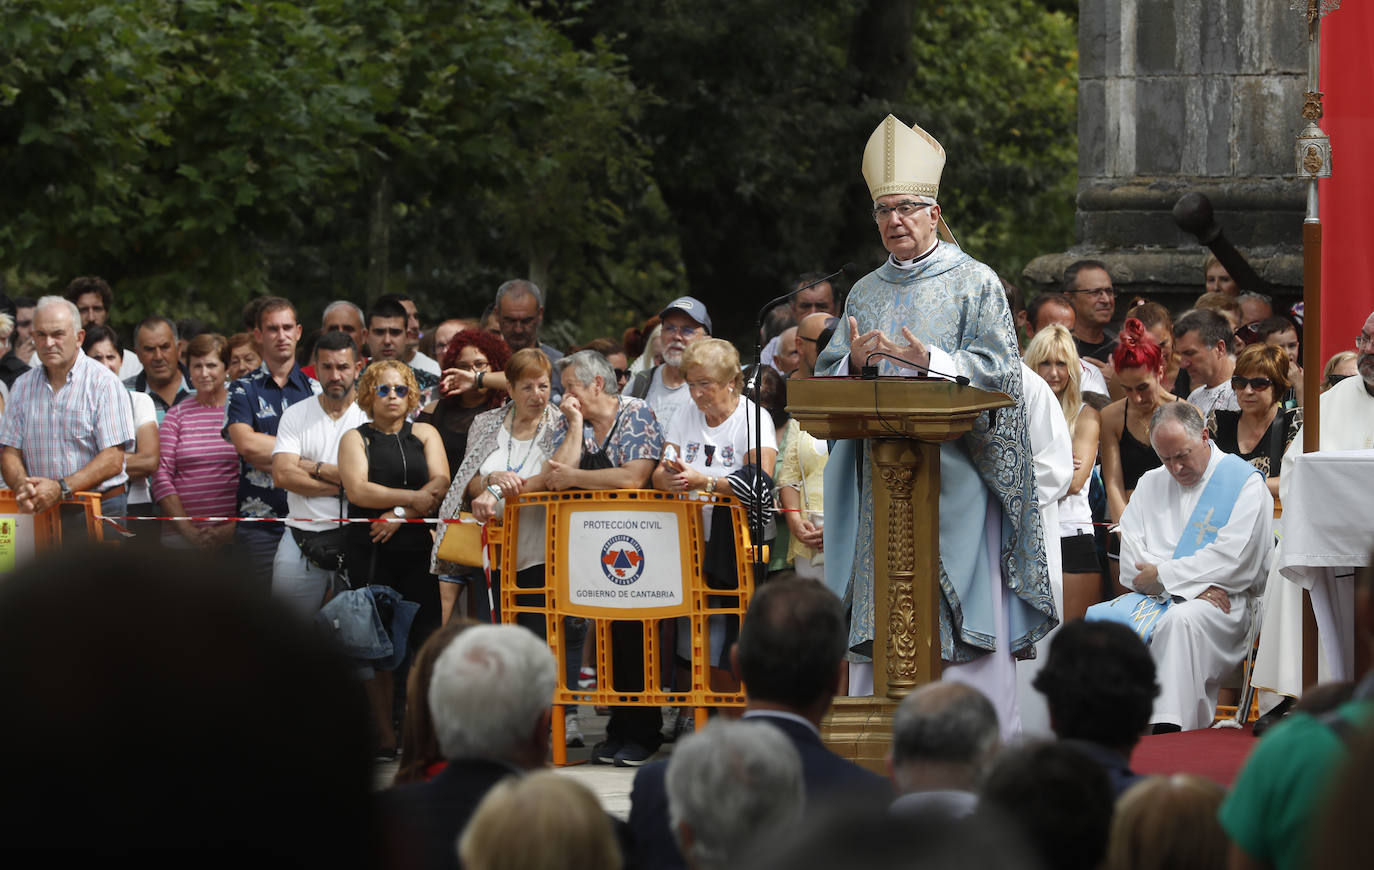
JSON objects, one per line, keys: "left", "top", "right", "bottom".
{"left": 1292, "top": 0, "right": 1339, "bottom": 688}
{"left": 1294, "top": 3, "right": 1336, "bottom": 452}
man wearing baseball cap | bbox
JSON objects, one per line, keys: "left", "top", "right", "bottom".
{"left": 627, "top": 296, "right": 712, "bottom": 431}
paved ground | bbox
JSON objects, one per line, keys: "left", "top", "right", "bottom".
{"left": 373, "top": 706, "right": 683, "bottom": 820}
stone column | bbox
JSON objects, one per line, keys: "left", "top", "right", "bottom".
{"left": 1025, "top": 0, "right": 1307, "bottom": 307}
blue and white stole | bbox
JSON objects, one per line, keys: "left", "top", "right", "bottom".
{"left": 1086, "top": 453, "right": 1262, "bottom": 642}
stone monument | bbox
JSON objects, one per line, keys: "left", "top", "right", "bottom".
{"left": 1024, "top": 0, "right": 1307, "bottom": 307}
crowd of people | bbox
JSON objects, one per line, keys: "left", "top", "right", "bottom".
{"left": 0, "top": 113, "right": 1370, "bottom": 867}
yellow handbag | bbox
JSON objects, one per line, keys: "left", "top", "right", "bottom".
{"left": 435, "top": 512, "right": 487, "bottom": 567}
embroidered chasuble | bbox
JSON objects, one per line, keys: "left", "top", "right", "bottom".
{"left": 816, "top": 243, "right": 1056, "bottom": 663}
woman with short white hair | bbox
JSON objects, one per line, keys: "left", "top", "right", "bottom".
{"left": 653, "top": 338, "right": 777, "bottom": 696}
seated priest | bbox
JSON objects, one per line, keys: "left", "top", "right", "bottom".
{"left": 1089, "top": 401, "right": 1273, "bottom": 732}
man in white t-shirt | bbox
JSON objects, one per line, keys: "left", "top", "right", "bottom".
{"left": 270, "top": 332, "right": 368, "bottom": 617}
{"left": 627, "top": 296, "right": 712, "bottom": 431}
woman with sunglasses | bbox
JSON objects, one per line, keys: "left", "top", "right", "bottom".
{"left": 1206, "top": 344, "right": 1299, "bottom": 498}
{"left": 339, "top": 360, "right": 451, "bottom": 756}
{"left": 1322, "top": 350, "right": 1358, "bottom": 392}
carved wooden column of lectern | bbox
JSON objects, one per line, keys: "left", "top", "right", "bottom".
{"left": 786, "top": 376, "right": 1013, "bottom": 772}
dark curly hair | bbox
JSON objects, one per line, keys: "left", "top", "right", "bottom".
{"left": 439, "top": 329, "right": 511, "bottom": 409}
{"left": 1111, "top": 317, "right": 1164, "bottom": 376}
{"left": 1032, "top": 620, "right": 1159, "bottom": 751}
{"left": 441, "top": 329, "right": 510, "bottom": 374}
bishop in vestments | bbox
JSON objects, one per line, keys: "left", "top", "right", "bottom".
{"left": 818, "top": 115, "right": 1056, "bottom": 735}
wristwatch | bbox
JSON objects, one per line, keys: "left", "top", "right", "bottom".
{"left": 392, "top": 506, "right": 406, "bottom": 519}
{"left": 705, "top": 477, "right": 717, "bottom": 494}
{"left": 58, "top": 478, "right": 73, "bottom": 500}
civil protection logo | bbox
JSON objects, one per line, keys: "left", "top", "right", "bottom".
{"left": 600, "top": 535, "right": 645, "bottom": 585}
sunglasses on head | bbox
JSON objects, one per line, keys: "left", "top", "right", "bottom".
{"left": 375, "top": 384, "right": 411, "bottom": 398}
{"left": 1230, "top": 375, "right": 1274, "bottom": 391}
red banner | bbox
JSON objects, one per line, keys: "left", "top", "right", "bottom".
{"left": 1319, "top": 7, "right": 1374, "bottom": 363}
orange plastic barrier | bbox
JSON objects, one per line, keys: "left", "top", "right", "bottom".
{"left": 495, "top": 489, "right": 758, "bottom": 765}
{"left": 0, "top": 489, "right": 97, "bottom": 575}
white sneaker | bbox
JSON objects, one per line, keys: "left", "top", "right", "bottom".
{"left": 565, "top": 712, "right": 585, "bottom": 749}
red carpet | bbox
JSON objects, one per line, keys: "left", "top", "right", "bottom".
{"left": 1129, "top": 725, "right": 1259, "bottom": 787}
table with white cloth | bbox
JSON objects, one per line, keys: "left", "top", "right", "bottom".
{"left": 1251, "top": 450, "right": 1374, "bottom": 699}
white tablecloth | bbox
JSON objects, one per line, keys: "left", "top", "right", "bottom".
{"left": 1252, "top": 450, "right": 1374, "bottom": 698}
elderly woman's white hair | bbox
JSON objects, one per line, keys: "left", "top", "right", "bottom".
{"left": 556, "top": 349, "right": 619, "bottom": 396}
{"left": 666, "top": 719, "right": 804, "bottom": 870}
{"left": 428, "top": 624, "right": 557, "bottom": 762}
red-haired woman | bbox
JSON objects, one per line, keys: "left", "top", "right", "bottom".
{"left": 420, "top": 329, "right": 512, "bottom": 476}
{"left": 1098, "top": 318, "right": 1178, "bottom": 526}
{"left": 1098, "top": 319, "right": 1177, "bottom": 589}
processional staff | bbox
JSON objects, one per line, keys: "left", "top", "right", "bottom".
{"left": 1292, "top": 0, "right": 1339, "bottom": 453}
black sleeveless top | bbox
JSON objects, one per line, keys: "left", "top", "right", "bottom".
{"left": 347, "top": 421, "right": 431, "bottom": 552}
{"left": 1119, "top": 423, "right": 1161, "bottom": 493}
{"left": 416, "top": 400, "right": 485, "bottom": 482}
{"left": 1208, "top": 407, "right": 1301, "bottom": 479}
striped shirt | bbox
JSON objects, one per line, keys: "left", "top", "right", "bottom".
{"left": 152, "top": 398, "right": 240, "bottom": 520}
{"left": 0, "top": 353, "right": 134, "bottom": 489}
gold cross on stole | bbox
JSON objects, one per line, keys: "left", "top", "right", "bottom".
{"left": 1193, "top": 507, "right": 1220, "bottom": 547}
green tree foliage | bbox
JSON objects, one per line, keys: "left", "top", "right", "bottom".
{"left": 908, "top": 2, "right": 1078, "bottom": 283}
{"left": 0, "top": 0, "right": 665, "bottom": 338}
{"left": 549, "top": 0, "right": 1077, "bottom": 344}
{"left": 0, "top": 1, "right": 1074, "bottom": 346}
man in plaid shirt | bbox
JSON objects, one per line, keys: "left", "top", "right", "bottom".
{"left": 0, "top": 296, "right": 134, "bottom": 539}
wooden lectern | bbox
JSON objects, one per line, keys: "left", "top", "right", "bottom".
{"left": 786, "top": 376, "right": 1014, "bottom": 772}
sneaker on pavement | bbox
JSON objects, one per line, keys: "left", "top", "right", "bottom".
{"left": 565, "top": 714, "right": 585, "bottom": 749}
{"left": 592, "top": 738, "right": 623, "bottom": 765}
{"left": 613, "top": 742, "right": 655, "bottom": 767}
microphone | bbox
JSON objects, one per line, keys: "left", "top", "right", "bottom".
{"left": 861, "top": 350, "right": 970, "bottom": 386}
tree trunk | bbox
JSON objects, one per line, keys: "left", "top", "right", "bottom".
{"left": 849, "top": 0, "right": 916, "bottom": 103}
{"left": 366, "top": 171, "right": 393, "bottom": 300}
{"left": 528, "top": 247, "right": 552, "bottom": 305}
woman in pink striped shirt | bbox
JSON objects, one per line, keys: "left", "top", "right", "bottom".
{"left": 153, "top": 334, "right": 241, "bottom": 549}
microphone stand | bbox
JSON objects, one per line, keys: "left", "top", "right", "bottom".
{"left": 748, "top": 264, "right": 852, "bottom": 584}
{"left": 860, "top": 350, "right": 970, "bottom": 385}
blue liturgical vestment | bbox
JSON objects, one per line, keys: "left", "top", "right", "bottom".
{"left": 817, "top": 243, "right": 1055, "bottom": 663}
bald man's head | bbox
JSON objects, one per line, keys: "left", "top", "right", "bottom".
{"left": 797, "top": 312, "right": 832, "bottom": 376}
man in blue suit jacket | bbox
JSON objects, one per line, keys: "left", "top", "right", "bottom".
{"left": 625, "top": 578, "right": 890, "bottom": 869}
